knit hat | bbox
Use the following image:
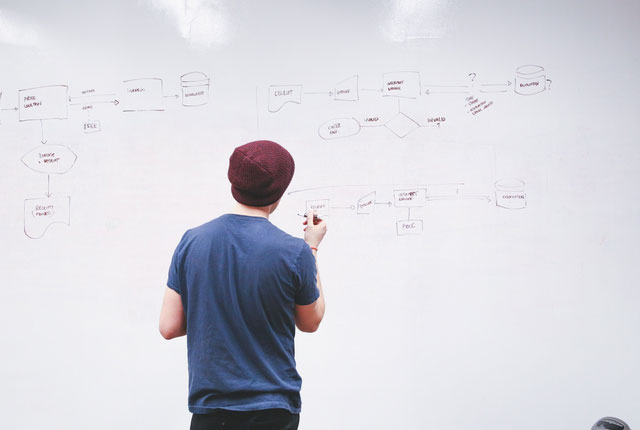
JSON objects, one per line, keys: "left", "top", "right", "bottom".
{"left": 227, "top": 140, "right": 295, "bottom": 207}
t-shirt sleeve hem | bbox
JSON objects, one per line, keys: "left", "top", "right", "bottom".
{"left": 295, "top": 289, "right": 319, "bottom": 306}
{"left": 166, "top": 282, "right": 181, "bottom": 295}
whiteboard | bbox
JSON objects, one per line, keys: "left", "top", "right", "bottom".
{"left": 1, "top": 1, "right": 639, "bottom": 429}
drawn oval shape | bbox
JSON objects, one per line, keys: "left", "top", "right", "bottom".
{"left": 21, "top": 144, "right": 78, "bottom": 174}
{"left": 516, "top": 65, "right": 544, "bottom": 76}
{"left": 494, "top": 178, "right": 525, "bottom": 192}
{"left": 318, "top": 118, "right": 361, "bottom": 140}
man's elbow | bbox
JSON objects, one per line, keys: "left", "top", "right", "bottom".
{"left": 159, "top": 323, "right": 184, "bottom": 340}
{"left": 159, "top": 325, "right": 174, "bottom": 339}
{"left": 295, "top": 303, "right": 325, "bottom": 333}
{"left": 296, "top": 320, "right": 321, "bottom": 333}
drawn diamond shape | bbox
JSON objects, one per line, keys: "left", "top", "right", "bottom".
{"left": 384, "top": 112, "right": 420, "bottom": 138}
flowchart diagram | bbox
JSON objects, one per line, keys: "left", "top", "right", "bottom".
{"left": 291, "top": 179, "right": 526, "bottom": 236}
{"left": 267, "top": 65, "right": 546, "bottom": 234}
{"left": 2, "top": 65, "right": 546, "bottom": 239}
{"left": 0, "top": 72, "right": 212, "bottom": 239}
{"left": 266, "top": 65, "right": 552, "bottom": 139}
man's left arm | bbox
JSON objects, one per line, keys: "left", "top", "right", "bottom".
{"left": 159, "top": 286, "right": 186, "bottom": 339}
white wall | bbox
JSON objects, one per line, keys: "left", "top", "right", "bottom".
{"left": 1, "top": 1, "right": 639, "bottom": 429}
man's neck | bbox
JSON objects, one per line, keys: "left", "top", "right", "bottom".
{"left": 230, "top": 202, "right": 271, "bottom": 219}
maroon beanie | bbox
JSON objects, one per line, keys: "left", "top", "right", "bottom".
{"left": 227, "top": 140, "right": 295, "bottom": 206}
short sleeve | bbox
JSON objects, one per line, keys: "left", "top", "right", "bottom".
{"left": 167, "top": 231, "right": 189, "bottom": 295}
{"left": 294, "top": 243, "right": 319, "bottom": 305}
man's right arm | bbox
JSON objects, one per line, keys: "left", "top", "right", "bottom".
{"left": 295, "top": 248, "right": 325, "bottom": 332}
{"left": 295, "top": 211, "right": 327, "bottom": 333}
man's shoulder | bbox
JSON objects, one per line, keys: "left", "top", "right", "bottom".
{"left": 187, "top": 214, "right": 234, "bottom": 234}
{"left": 263, "top": 224, "right": 306, "bottom": 254}
{"left": 186, "top": 215, "right": 305, "bottom": 249}
{"left": 174, "top": 216, "right": 229, "bottom": 248}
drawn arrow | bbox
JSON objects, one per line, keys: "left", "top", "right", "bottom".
{"left": 330, "top": 205, "right": 355, "bottom": 210}
{"left": 374, "top": 201, "right": 392, "bottom": 206}
{"left": 0, "top": 106, "right": 18, "bottom": 111}
{"left": 304, "top": 91, "right": 333, "bottom": 96}
{"left": 480, "top": 81, "right": 512, "bottom": 87}
{"left": 68, "top": 93, "right": 116, "bottom": 102}
{"left": 69, "top": 99, "right": 119, "bottom": 106}
{"left": 361, "top": 88, "right": 383, "bottom": 92}
{"left": 40, "top": 120, "right": 47, "bottom": 144}
{"left": 423, "top": 84, "right": 471, "bottom": 95}
{"left": 424, "top": 85, "right": 469, "bottom": 89}
{"left": 46, "top": 174, "right": 52, "bottom": 197}
{"left": 163, "top": 94, "right": 179, "bottom": 99}
{"left": 479, "top": 81, "right": 512, "bottom": 93}
{"left": 426, "top": 195, "right": 491, "bottom": 202}
{"left": 426, "top": 89, "right": 471, "bottom": 92}
{"left": 425, "top": 89, "right": 470, "bottom": 95}
{"left": 424, "top": 85, "right": 469, "bottom": 94}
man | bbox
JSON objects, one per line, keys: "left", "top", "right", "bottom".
{"left": 159, "top": 140, "right": 327, "bottom": 430}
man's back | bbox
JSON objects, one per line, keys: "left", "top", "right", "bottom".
{"left": 167, "top": 214, "right": 319, "bottom": 414}
{"left": 160, "top": 140, "right": 328, "bottom": 430}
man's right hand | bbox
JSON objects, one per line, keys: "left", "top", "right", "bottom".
{"left": 303, "top": 210, "right": 327, "bottom": 248}
{"left": 297, "top": 210, "right": 326, "bottom": 333}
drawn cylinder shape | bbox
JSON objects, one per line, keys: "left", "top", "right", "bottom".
{"left": 495, "top": 179, "right": 526, "bottom": 209}
{"left": 514, "top": 65, "right": 548, "bottom": 96}
{"left": 181, "top": 72, "right": 210, "bottom": 107}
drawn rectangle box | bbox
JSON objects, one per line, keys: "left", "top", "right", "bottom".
{"left": 19, "top": 85, "right": 68, "bottom": 121}
{"left": 83, "top": 120, "right": 101, "bottom": 133}
{"left": 122, "top": 78, "right": 164, "bottom": 112}
{"left": 397, "top": 220, "right": 423, "bottom": 236}
{"left": 382, "top": 72, "right": 421, "bottom": 98}
{"left": 305, "top": 199, "right": 330, "bottom": 218}
{"left": 393, "top": 189, "right": 426, "bottom": 207}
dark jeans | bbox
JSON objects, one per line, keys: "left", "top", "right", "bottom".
{"left": 190, "top": 408, "right": 299, "bottom": 430}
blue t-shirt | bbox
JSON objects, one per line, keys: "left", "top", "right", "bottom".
{"left": 167, "top": 214, "right": 319, "bottom": 414}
